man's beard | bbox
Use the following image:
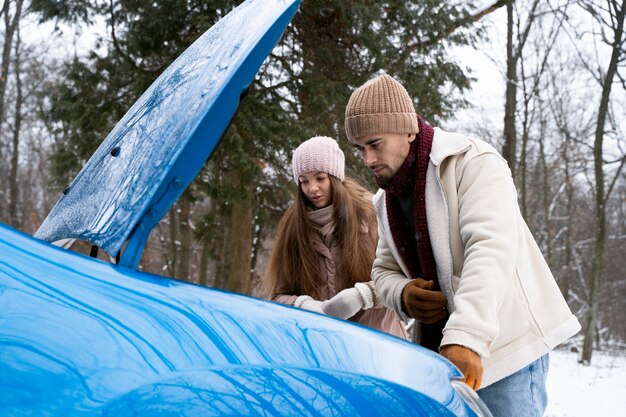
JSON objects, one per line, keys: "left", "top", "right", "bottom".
{"left": 374, "top": 173, "right": 391, "bottom": 187}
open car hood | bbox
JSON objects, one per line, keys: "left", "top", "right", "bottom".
{"left": 35, "top": 0, "right": 300, "bottom": 268}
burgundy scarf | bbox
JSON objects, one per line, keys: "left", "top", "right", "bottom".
{"left": 379, "top": 116, "right": 447, "bottom": 351}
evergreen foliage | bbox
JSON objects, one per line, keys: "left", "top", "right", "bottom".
{"left": 33, "top": 0, "right": 484, "bottom": 290}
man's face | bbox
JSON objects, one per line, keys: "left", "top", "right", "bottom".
{"left": 351, "top": 132, "right": 416, "bottom": 185}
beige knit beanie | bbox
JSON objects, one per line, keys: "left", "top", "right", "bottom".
{"left": 344, "top": 74, "right": 419, "bottom": 141}
{"left": 292, "top": 136, "right": 345, "bottom": 184}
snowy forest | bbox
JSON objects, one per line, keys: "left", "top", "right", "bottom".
{"left": 1, "top": 0, "right": 624, "bottom": 367}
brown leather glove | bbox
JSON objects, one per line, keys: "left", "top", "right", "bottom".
{"left": 401, "top": 278, "right": 448, "bottom": 323}
{"left": 440, "top": 344, "right": 483, "bottom": 390}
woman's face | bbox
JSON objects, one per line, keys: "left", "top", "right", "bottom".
{"left": 299, "top": 171, "right": 332, "bottom": 209}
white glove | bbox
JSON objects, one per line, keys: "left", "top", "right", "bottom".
{"left": 294, "top": 295, "right": 325, "bottom": 314}
{"left": 321, "top": 282, "right": 374, "bottom": 319}
{"left": 357, "top": 282, "right": 377, "bottom": 308}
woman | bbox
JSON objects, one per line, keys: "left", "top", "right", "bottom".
{"left": 264, "top": 136, "right": 407, "bottom": 339}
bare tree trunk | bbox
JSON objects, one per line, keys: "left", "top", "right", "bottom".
{"left": 0, "top": 0, "right": 23, "bottom": 124}
{"left": 167, "top": 207, "right": 179, "bottom": 276}
{"left": 517, "top": 42, "right": 530, "bottom": 216}
{"left": 8, "top": 21, "right": 21, "bottom": 228}
{"left": 198, "top": 241, "right": 211, "bottom": 287}
{"left": 518, "top": 128, "right": 529, "bottom": 217}
{"left": 502, "top": 2, "right": 518, "bottom": 177}
{"left": 177, "top": 198, "right": 192, "bottom": 281}
{"left": 210, "top": 163, "right": 254, "bottom": 294}
{"left": 581, "top": 0, "right": 626, "bottom": 365}
{"left": 538, "top": 120, "right": 553, "bottom": 266}
{"left": 501, "top": 0, "right": 541, "bottom": 180}
{"left": 247, "top": 216, "right": 263, "bottom": 296}
{"left": 223, "top": 183, "right": 254, "bottom": 294}
{"left": 560, "top": 136, "right": 574, "bottom": 304}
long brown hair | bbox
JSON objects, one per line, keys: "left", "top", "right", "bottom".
{"left": 264, "top": 176, "right": 378, "bottom": 300}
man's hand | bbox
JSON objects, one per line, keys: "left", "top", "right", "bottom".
{"left": 401, "top": 278, "right": 448, "bottom": 323}
{"left": 440, "top": 345, "right": 483, "bottom": 390}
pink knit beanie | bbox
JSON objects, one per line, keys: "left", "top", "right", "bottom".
{"left": 344, "top": 73, "right": 419, "bottom": 141}
{"left": 292, "top": 136, "right": 345, "bottom": 184}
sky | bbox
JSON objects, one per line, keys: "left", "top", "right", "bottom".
{"left": 444, "top": 3, "right": 508, "bottom": 141}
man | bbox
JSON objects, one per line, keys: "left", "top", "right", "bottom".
{"left": 344, "top": 73, "right": 580, "bottom": 417}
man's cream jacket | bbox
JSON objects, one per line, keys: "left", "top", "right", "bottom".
{"left": 372, "top": 127, "right": 581, "bottom": 388}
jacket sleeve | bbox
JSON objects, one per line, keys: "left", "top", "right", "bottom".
{"left": 440, "top": 151, "right": 519, "bottom": 358}
{"left": 270, "top": 278, "right": 298, "bottom": 306}
{"left": 371, "top": 217, "right": 412, "bottom": 322}
{"left": 272, "top": 293, "right": 298, "bottom": 305}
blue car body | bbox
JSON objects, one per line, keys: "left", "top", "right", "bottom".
{"left": 0, "top": 0, "right": 491, "bottom": 415}
{"left": 2, "top": 223, "right": 474, "bottom": 416}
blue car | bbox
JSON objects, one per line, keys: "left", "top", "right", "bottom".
{"left": 0, "top": 0, "right": 493, "bottom": 416}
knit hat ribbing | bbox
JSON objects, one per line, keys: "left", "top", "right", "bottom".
{"left": 292, "top": 136, "right": 345, "bottom": 184}
{"left": 344, "top": 74, "right": 419, "bottom": 141}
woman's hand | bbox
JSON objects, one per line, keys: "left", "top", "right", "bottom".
{"left": 321, "top": 282, "right": 375, "bottom": 319}
{"left": 294, "top": 295, "right": 325, "bottom": 314}
{"left": 295, "top": 282, "right": 376, "bottom": 319}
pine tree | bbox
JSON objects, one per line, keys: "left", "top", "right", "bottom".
{"left": 34, "top": 0, "right": 496, "bottom": 291}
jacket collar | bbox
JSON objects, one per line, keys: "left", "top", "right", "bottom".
{"left": 429, "top": 127, "right": 472, "bottom": 166}
{"left": 372, "top": 126, "right": 472, "bottom": 207}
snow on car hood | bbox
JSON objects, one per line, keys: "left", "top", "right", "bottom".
{"left": 35, "top": 0, "right": 300, "bottom": 268}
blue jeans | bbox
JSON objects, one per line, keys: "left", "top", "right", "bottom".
{"left": 477, "top": 354, "right": 549, "bottom": 417}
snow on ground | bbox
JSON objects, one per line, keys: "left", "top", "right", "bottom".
{"left": 545, "top": 348, "right": 626, "bottom": 417}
